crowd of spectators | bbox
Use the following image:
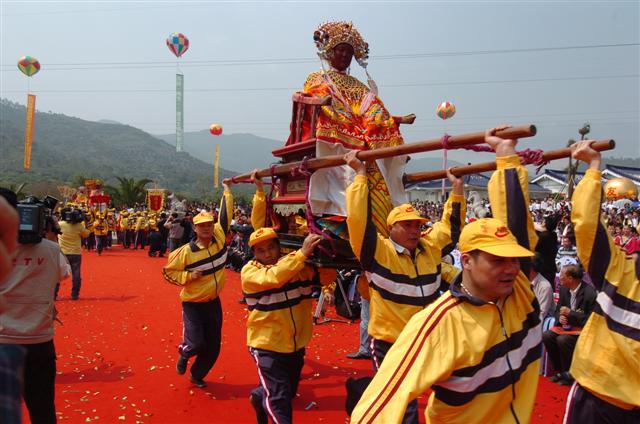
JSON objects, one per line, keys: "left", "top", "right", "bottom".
{"left": 411, "top": 194, "right": 640, "bottom": 257}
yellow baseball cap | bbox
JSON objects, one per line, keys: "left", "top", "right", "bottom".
{"left": 193, "top": 211, "right": 214, "bottom": 225}
{"left": 387, "top": 204, "right": 427, "bottom": 226}
{"left": 249, "top": 227, "right": 278, "bottom": 247}
{"left": 458, "top": 218, "right": 534, "bottom": 257}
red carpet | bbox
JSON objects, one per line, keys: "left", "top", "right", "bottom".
{"left": 26, "top": 246, "right": 570, "bottom": 423}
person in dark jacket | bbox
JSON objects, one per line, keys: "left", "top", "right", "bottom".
{"left": 542, "top": 264, "right": 597, "bottom": 385}
{"left": 535, "top": 213, "right": 559, "bottom": 286}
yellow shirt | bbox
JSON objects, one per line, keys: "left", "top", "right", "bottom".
{"left": 346, "top": 174, "right": 466, "bottom": 343}
{"left": 570, "top": 169, "right": 639, "bottom": 410}
{"left": 58, "top": 221, "right": 90, "bottom": 255}
{"left": 352, "top": 155, "right": 541, "bottom": 424}
{"left": 242, "top": 250, "right": 317, "bottom": 353}
{"left": 162, "top": 191, "right": 233, "bottom": 302}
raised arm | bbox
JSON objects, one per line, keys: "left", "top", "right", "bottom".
{"left": 250, "top": 170, "right": 266, "bottom": 231}
{"left": 485, "top": 125, "right": 538, "bottom": 275}
{"left": 215, "top": 179, "right": 234, "bottom": 238}
{"left": 426, "top": 169, "right": 466, "bottom": 253}
{"left": 569, "top": 140, "right": 630, "bottom": 291}
{"left": 344, "top": 150, "right": 380, "bottom": 270}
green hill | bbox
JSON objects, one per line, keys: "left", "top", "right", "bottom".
{"left": 155, "top": 131, "right": 282, "bottom": 174}
{"left": 0, "top": 99, "right": 236, "bottom": 199}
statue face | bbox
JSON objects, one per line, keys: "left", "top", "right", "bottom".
{"left": 330, "top": 43, "right": 354, "bottom": 71}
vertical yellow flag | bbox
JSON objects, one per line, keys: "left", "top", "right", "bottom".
{"left": 214, "top": 144, "right": 220, "bottom": 188}
{"left": 24, "top": 94, "right": 36, "bottom": 171}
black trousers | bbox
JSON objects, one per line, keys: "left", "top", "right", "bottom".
{"left": 249, "top": 347, "right": 305, "bottom": 424}
{"left": 85, "top": 233, "right": 95, "bottom": 251}
{"left": 0, "top": 344, "right": 26, "bottom": 424}
{"left": 371, "top": 338, "right": 419, "bottom": 424}
{"left": 96, "top": 235, "right": 107, "bottom": 254}
{"left": 565, "top": 383, "right": 640, "bottom": 424}
{"left": 148, "top": 231, "right": 164, "bottom": 256}
{"left": 542, "top": 330, "right": 578, "bottom": 373}
{"left": 178, "top": 298, "right": 223, "bottom": 380}
{"left": 56, "top": 254, "right": 82, "bottom": 298}
{"left": 134, "top": 230, "right": 146, "bottom": 249}
{"left": 124, "top": 230, "right": 135, "bottom": 248}
{"left": 23, "top": 340, "right": 57, "bottom": 424}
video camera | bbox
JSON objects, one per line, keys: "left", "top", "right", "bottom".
{"left": 61, "top": 207, "right": 85, "bottom": 224}
{"left": 18, "top": 195, "right": 60, "bottom": 244}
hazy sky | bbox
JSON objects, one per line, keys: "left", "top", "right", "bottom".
{"left": 1, "top": 1, "right": 639, "bottom": 165}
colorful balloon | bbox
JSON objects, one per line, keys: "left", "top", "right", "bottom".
{"left": 166, "top": 33, "right": 189, "bottom": 58}
{"left": 436, "top": 101, "right": 456, "bottom": 120}
{"left": 17, "top": 56, "right": 40, "bottom": 77}
{"left": 209, "top": 124, "right": 223, "bottom": 136}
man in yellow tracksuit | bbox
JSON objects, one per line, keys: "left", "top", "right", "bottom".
{"left": 134, "top": 212, "right": 147, "bottom": 249}
{"left": 162, "top": 183, "right": 232, "bottom": 388}
{"left": 118, "top": 210, "right": 130, "bottom": 248}
{"left": 343, "top": 151, "right": 465, "bottom": 423}
{"left": 242, "top": 173, "right": 330, "bottom": 424}
{"left": 93, "top": 212, "right": 109, "bottom": 255}
{"left": 351, "top": 126, "right": 543, "bottom": 424}
{"left": 563, "top": 141, "right": 639, "bottom": 423}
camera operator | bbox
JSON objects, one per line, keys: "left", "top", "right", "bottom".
{"left": 0, "top": 188, "right": 71, "bottom": 424}
{"left": 58, "top": 205, "right": 90, "bottom": 300}
{"left": 0, "top": 195, "right": 18, "bottom": 281}
{"left": 0, "top": 194, "right": 20, "bottom": 424}
{"left": 164, "top": 212, "right": 185, "bottom": 252}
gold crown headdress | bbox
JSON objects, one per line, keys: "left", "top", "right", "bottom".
{"left": 314, "top": 21, "right": 370, "bottom": 68}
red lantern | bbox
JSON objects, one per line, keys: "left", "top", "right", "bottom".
{"left": 209, "top": 124, "right": 223, "bottom": 136}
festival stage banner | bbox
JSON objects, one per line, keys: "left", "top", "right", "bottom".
{"left": 214, "top": 144, "right": 220, "bottom": 188}
{"left": 23, "top": 94, "right": 36, "bottom": 171}
{"left": 176, "top": 73, "right": 184, "bottom": 152}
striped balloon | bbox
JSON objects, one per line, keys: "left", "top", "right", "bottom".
{"left": 166, "top": 33, "right": 190, "bottom": 58}
{"left": 17, "top": 56, "right": 41, "bottom": 77}
{"left": 436, "top": 101, "right": 456, "bottom": 120}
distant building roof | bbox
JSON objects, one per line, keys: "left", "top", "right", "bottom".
{"left": 531, "top": 169, "right": 586, "bottom": 185}
{"left": 604, "top": 164, "right": 640, "bottom": 183}
{"left": 406, "top": 173, "right": 548, "bottom": 193}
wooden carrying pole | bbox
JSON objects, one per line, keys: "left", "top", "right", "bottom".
{"left": 403, "top": 140, "right": 615, "bottom": 184}
{"left": 231, "top": 125, "right": 537, "bottom": 182}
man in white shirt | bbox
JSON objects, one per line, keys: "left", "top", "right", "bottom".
{"left": 1, "top": 189, "right": 71, "bottom": 424}
{"left": 529, "top": 254, "right": 555, "bottom": 322}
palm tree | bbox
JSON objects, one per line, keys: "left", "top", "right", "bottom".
{"left": 70, "top": 175, "right": 89, "bottom": 189}
{"left": 6, "top": 182, "right": 27, "bottom": 200}
{"left": 105, "top": 177, "right": 152, "bottom": 207}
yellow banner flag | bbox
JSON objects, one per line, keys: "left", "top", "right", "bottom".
{"left": 214, "top": 144, "right": 220, "bottom": 188}
{"left": 23, "top": 94, "right": 36, "bottom": 171}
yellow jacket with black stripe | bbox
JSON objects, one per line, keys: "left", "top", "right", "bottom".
{"left": 134, "top": 216, "right": 147, "bottom": 231}
{"left": 569, "top": 169, "right": 639, "bottom": 410}
{"left": 93, "top": 219, "right": 109, "bottom": 236}
{"left": 119, "top": 212, "right": 130, "bottom": 230}
{"left": 351, "top": 155, "right": 541, "bottom": 424}
{"left": 243, "top": 187, "right": 325, "bottom": 353}
{"left": 346, "top": 174, "right": 466, "bottom": 343}
{"left": 162, "top": 190, "right": 233, "bottom": 302}
{"left": 242, "top": 250, "right": 318, "bottom": 353}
